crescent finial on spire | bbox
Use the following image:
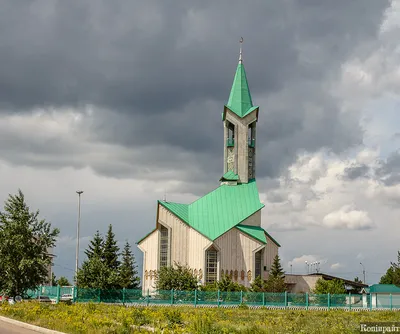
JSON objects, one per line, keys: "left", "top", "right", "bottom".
{"left": 239, "top": 37, "right": 243, "bottom": 63}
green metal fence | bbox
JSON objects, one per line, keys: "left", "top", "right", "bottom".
{"left": 21, "top": 286, "right": 400, "bottom": 310}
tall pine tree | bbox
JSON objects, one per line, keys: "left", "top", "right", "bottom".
{"left": 0, "top": 189, "right": 59, "bottom": 297}
{"left": 264, "top": 254, "right": 286, "bottom": 292}
{"left": 84, "top": 230, "right": 104, "bottom": 260}
{"left": 270, "top": 254, "right": 284, "bottom": 278}
{"left": 119, "top": 241, "right": 140, "bottom": 289}
{"left": 103, "top": 224, "right": 120, "bottom": 270}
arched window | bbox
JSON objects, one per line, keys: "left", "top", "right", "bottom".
{"left": 159, "top": 225, "right": 169, "bottom": 268}
{"left": 205, "top": 246, "right": 218, "bottom": 284}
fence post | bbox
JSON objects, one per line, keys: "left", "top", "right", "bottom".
{"left": 146, "top": 289, "right": 150, "bottom": 306}
{"left": 217, "top": 290, "right": 220, "bottom": 307}
{"left": 38, "top": 285, "right": 42, "bottom": 301}
{"left": 240, "top": 290, "right": 243, "bottom": 305}
{"left": 262, "top": 292, "right": 265, "bottom": 307}
{"left": 390, "top": 294, "right": 393, "bottom": 310}
{"left": 349, "top": 293, "right": 351, "bottom": 311}
{"left": 123, "top": 288, "right": 126, "bottom": 305}
{"left": 170, "top": 289, "right": 174, "bottom": 305}
{"left": 328, "top": 293, "right": 330, "bottom": 310}
{"left": 194, "top": 290, "right": 197, "bottom": 307}
{"left": 306, "top": 293, "right": 308, "bottom": 310}
{"left": 284, "top": 291, "right": 288, "bottom": 308}
{"left": 98, "top": 289, "right": 101, "bottom": 303}
{"left": 56, "top": 285, "right": 60, "bottom": 304}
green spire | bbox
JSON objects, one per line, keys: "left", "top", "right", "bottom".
{"left": 225, "top": 39, "right": 258, "bottom": 118}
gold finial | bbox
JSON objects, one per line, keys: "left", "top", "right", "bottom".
{"left": 239, "top": 37, "right": 243, "bottom": 63}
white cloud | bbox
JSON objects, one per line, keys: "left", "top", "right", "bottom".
{"left": 322, "top": 205, "right": 374, "bottom": 230}
{"left": 330, "top": 263, "right": 343, "bottom": 271}
{"left": 290, "top": 255, "right": 321, "bottom": 265}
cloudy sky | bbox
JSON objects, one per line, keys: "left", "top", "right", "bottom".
{"left": 1, "top": 0, "right": 400, "bottom": 285}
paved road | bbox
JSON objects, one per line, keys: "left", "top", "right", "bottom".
{"left": 0, "top": 320, "right": 44, "bottom": 334}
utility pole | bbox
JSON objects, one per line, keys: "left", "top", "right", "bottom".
{"left": 75, "top": 191, "right": 83, "bottom": 285}
{"left": 360, "top": 262, "right": 366, "bottom": 284}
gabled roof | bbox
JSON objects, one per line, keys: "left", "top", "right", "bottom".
{"left": 159, "top": 202, "right": 189, "bottom": 223}
{"left": 157, "top": 180, "right": 265, "bottom": 241}
{"left": 224, "top": 61, "right": 259, "bottom": 118}
{"left": 368, "top": 284, "right": 400, "bottom": 293}
{"left": 220, "top": 171, "right": 239, "bottom": 181}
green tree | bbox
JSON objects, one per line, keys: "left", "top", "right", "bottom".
{"left": 270, "top": 254, "right": 284, "bottom": 278}
{"left": 103, "top": 224, "right": 120, "bottom": 270}
{"left": 264, "top": 254, "right": 286, "bottom": 293}
{"left": 155, "top": 263, "right": 198, "bottom": 291}
{"left": 216, "top": 275, "right": 246, "bottom": 292}
{"left": 0, "top": 190, "right": 59, "bottom": 297}
{"left": 76, "top": 255, "right": 119, "bottom": 289}
{"left": 250, "top": 275, "right": 265, "bottom": 292}
{"left": 84, "top": 230, "right": 104, "bottom": 260}
{"left": 57, "top": 276, "right": 71, "bottom": 286}
{"left": 380, "top": 251, "right": 400, "bottom": 286}
{"left": 119, "top": 241, "right": 140, "bottom": 289}
{"left": 313, "top": 278, "right": 346, "bottom": 294}
{"left": 380, "top": 267, "right": 396, "bottom": 284}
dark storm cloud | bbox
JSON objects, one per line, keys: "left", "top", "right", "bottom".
{"left": 343, "top": 164, "right": 370, "bottom": 180}
{"left": 0, "top": 0, "right": 390, "bottom": 183}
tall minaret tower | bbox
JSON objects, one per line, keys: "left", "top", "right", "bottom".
{"left": 221, "top": 38, "right": 259, "bottom": 185}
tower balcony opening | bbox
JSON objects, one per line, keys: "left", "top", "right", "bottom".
{"left": 248, "top": 138, "right": 255, "bottom": 147}
{"left": 227, "top": 138, "right": 235, "bottom": 147}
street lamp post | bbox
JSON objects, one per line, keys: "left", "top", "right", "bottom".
{"left": 360, "top": 262, "right": 366, "bottom": 284}
{"left": 75, "top": 191, "right": 83, "bottom": 285}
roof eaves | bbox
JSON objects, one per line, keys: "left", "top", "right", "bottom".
{"left": 235, "top": 225, "right": 267, "bottom": 244}
{"left": 136, "top": 228, "right": 157, "bottom": 245}
{"left": 264, "top": 229, "right": 281, "bottom": 247}
{"left": 220, "top": 171, "right": 240, "bottom": 181}
{"left": 242, "top": 105, "right": 259, "bottom": 118}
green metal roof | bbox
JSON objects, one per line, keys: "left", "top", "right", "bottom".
{"left": 220, "top": 171, "right": 239, "bottom": 181}
{"left": 236, "top": 224, "right": 267, "bottom": 244}
{"left": 159, "top": 202, "right": 189, "bottom": 223}
{"left": 368, "top": 284, "right": 400, "bottom": 293}
{"left": 156, "top": 180, "right": 265, "bottom": 241}
{"left": 225, "top": 62, "right": 259, "bottom": 118}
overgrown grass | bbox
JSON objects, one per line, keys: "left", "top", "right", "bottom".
{"left": 1, "top": 301, "right": 399, "bottom": 333}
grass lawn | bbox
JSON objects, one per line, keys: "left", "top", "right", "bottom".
{"left": 0, "top": 301, "right": 399, "bottom": 333}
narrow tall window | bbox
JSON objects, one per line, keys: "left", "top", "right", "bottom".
{"left": 160, "top": 225, "right": 169, "bottom": 268}
{"left": 206, "top": 246, "right": 218, "bottom": 284}
{"left": 248, "top": 124, "right": 255, "bottom": 147}
{"left": 255, "top": 250, "right": 262, "bottom": 279}
{"left": 227, "top": 122, "right": 235, "bottom": 147}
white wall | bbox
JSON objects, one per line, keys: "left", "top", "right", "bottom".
{"left": 215, "top": 227, "right": 264, "bottom": 287}
{"left": 138, "top": 204, "right": 279, "bottom": 290}
{"left": 137, "top": 229, "right": 159, "bottom": 291}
